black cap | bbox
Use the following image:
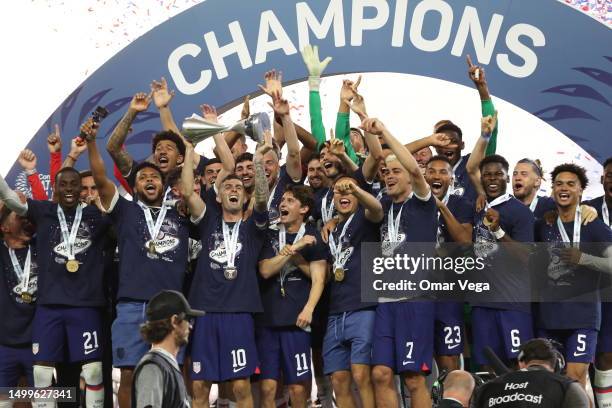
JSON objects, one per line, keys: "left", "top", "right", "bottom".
{"left": 146, "top": 290, "right": 205, "bottom": 321}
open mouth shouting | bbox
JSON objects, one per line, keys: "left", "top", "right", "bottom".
{"left": 430, "top": 181, "right": 444, "bottom": 196}
{"left": 144, "top": 183, "right": 157, "bottom": 194}
{"left": 556, "top": 191, "right": 571, "bottom": 204}
{"left": 338, "top": 197, "right": 352, "bottom": 211}
{"left": 63, "top": 193, "right": 76, "bottom": 203}
{"left": 228, "top": 194, "right": 239, "bottom": 204}
{"left": 157, "top": 155, "right": 169, "bottom": 169}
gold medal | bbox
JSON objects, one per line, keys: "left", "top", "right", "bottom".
{"left": 334, "top": 267, "right": 345, "bottom": 282}
{"left": 21, "top": 292, "right": 33, "bottom": 303}
{"left": 148, "top": 241, "right": 157, "bottom": 255}
{"left": 66, "top": 259, "right": 79, "bottom": 273}
{"left": 281, "top": 287, "right": 286, "bottom": 297}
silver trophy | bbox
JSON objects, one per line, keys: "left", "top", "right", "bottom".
{"left": 182, "top": 112, "right": 271, "bottom": 145}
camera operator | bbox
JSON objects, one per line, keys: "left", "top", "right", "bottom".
{"left": 471, "top": 338, "right": 589, "bottom": 407}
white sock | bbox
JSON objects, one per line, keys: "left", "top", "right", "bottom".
{"left": 595, "top": 368, "right": 612, "bottom": 408}
{"left": 81, "top": 362, "right": 104, "bottom": 408}
{"left": 33, "top": 365, "right": 56, "bottom": 408}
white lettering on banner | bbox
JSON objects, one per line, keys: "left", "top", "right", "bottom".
{"left": 167, "top": 43, "right": 213, "bottom": 96}
{"left": 497, "top": 23, "right": 546, "bottom": 78}
{"left": 296, "top": 0, "right": 345, "bottom": 49}
{"left": 450, "top": 6, "right": 504, "bottom": 64}
{"left": 351, "top": 0, "right": 390, "bottom": 46}
{"left": 255, "top": 10, "right": 298, "bottom": 64}
{"left": 391, "top": 0, "right": 409, "bottom": 47}
{"left": 169, "top": 1, "right": 547, "bottom": 95}
{"left": 204, "top": 21, "right": 253, "bottom": 80}
{"left": 410, "top": 0, "right": 454, "bottom": 52}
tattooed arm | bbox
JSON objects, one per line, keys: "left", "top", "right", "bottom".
{"left": 253, "top": 132, "right": 272, "bottom": 213}
{"left": 106, "top": 92, "right": 151, "bottom": 177}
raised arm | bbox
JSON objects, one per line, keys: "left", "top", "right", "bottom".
{"left": 268, "top": 91, "right": 302, "bottom": 181}
{"left": 61, "top": 138, "right": 88, "bottom": 169}
{"left": 467, "top": 55, "right": 498, "bottom": 156}
{"left": 346, "top": 93, "right": 384, "bottom": 181}
{"left": 362, "top": 118, "right": 430, "bottom": 199}
{"left": 0, "top": 176, "right": 27, "bottom": 216}
{"left": 106, "top": 92, "right": 151, "bottom": 177}
{"left": 466, "top": 112, "right": 497, "bottom": 195}
{"left": 47, "top": 124, "right": 62, "bottom": 189}
{"left": 335, "top": 78, "right": 360, "bottom": 164}
{"left": 328, "top": 133, "right": 359, "bottom": 173}
{"left": 253, "top": 132, "right": 272, "bottom": 213}
{"left": 179, "top": 143, "right": 206, "bottom": 221}
{"left": 301, "top": 45, "right": 331, "bottom": 151}
{"left": 83, "top": 119, "right": 118, "bottom": 210}
{"left": 436, "top": 200, "right": 473, "bottom": 243}
{"left": 18, "top": 149, "right": 48, "bottom": 201}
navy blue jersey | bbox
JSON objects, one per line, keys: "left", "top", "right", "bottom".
{"left": 439, "top": 194, "right": 474, "bottom": 243}
{"left": 531, "top": 196, "right": 557, "bottom": 221}
{"left": 380, "top": 193, "right": 438, "bottom": 246}
{"left": 452, "top": 154, "right": 477, "bottom": 203}
{"left": 257, "top": 224, "right": 327, "bottom": 327}
{"left": 109, "top": 195, "right": 191, "bottom": 301}
{"left": 26, "top": 200, "right": 110, "bottom": 307}
{"left": 535, "top": 217, "right": 612, "bottom": 330}
{"left": 189, "top": 208, "right": 268, "bottom": 313}
{"left": 472, "top": 196, "right": 534, "bottom": 312}
{"left": 327, "top": 207, "right": 379, "bottom": 314}
{"left": 0, "top": 243, "right": 37, "bottom": 346}
{"left": 584, "top": 196, "right": 610, "bottom": 227}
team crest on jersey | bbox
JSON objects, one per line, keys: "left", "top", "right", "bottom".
{"left": 381, "top": 230, "right": 406, "bottom": 256}
{"left": 452, "top": 186, "right": 464, "bottom": 197}
{"left": 53, "top": 223, "right": 93, "bottom": 258}
{"left": 209, "top": 241, "right": 243, "bottom": 265}
{"left": 32, "top": 343, "right": 39, "bottom": 355}
{"left": 473, "top": 219, "right": 498, "bottom": 259}
{"left": 13, "top": 275, "right": 38, "bottom": 303}
{"left": 193, "top": 361, "right": 201, "bottom": 374}
{"left": 547, "top": 245, "right": 575, "bottom": 284}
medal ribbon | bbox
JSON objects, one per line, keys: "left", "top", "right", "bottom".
{"left": 329, "top": 213, "right": 355, "bottom": 269}
{"left": 321, "top": 190, "right": 335, "bottom": 223}
{"left": 222, "top": 219, "right": 242, "bottom": 268}
{"left": 57, "top": 203, "right": 83, "bottom": 261}
{"left": 8, "top": 246, "right": 31, "bottom": 293}
{"left": 137, "top": 188, "right": 172, "bottom": 244}
{"left": 278, "top": 223, "right": 306, "bottom": 293}
{"left": 436, "top": 187, "right": 453, "bottom": 243}
{"left": 557, "top": 206, "right": 581, "bottom": 247}
{"left": 387, "top": 200, "right": 407, "bottom": 243}
{"left": 529, "top": 195, "right": 540, "bottom": 213}
{"left": 267, "top": 179, "right": 280, "bottom": 210}
{"left": 603, "top": 200, "right": 609, "bottom": 227}
{"left": 484, "top": 193, "right": 512, "bottom": 210}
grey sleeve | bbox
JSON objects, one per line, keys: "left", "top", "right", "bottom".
{"left": 135, "top": 364, "right": 164, "bottom": 408}
{"left": 0, "top": 176, "right": 27, "bottom": 216}
{"left": 562, "top": 382, "right": 589, "bottom": 408}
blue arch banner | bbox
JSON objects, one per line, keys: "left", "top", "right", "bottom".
{"left": 8, "top": 0, "right": 611, "bottom": 190}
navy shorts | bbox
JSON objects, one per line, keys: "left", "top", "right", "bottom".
{"left": 0, "top": 344, "right": 34, "bottom": 387}
{"left": 190, "top": 313, "right": 258, "bottom": 382}
{"left": 256, "top": 326, "right": 311, "bottom": 384}
{"left": 372, "top": 302, "right": 434, "bottom": 374}
{"left": 32, "top": 305, "right": 103, "bottom": 363}
{"left": 597, "top": 302, "right": 612, "bottom": 354}
{"left": 471, "top": 307, "right": 533, "bottom": 365}
{"left": 112, "top": 301, "right": 187, "bottom": 368}
{"left": 537, "top": 328, "right": 597, "bottom": 364}
{"left": 323, "top": 310, "right": 375, "bottom": 375}
{"left": 434, "top": 302, "right": 464, "bottom": 356}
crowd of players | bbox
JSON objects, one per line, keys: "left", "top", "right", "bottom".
{"left": 0, "top": 44, "right": 611, "bottom": 408}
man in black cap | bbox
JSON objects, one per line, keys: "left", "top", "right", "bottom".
{"left": 132, "top": 290, "right": 204, "bottom": 408}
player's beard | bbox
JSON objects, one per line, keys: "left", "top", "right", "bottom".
{"left": 174, "top": 329, "right": 189, "bottom": 347}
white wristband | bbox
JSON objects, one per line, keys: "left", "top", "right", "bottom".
{"left": 492, "top": 227, "right": 505, "bottom": 240}
{"left": 25, "top": 168, "right": 37, "bottom": 176}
